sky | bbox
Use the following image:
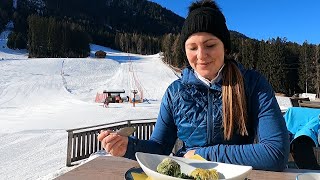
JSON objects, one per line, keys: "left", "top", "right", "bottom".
{"left": 149, "top": 0, "right": 320, "bottom": 45}
{"left": 0, "top": 22, "right": 179, "bottom": 179}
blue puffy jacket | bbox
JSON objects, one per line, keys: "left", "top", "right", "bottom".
{"left": 124, "top": 62, "right": 289, "bottom": 171}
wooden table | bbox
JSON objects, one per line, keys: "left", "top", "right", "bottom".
{"left": 56, "top": 156, "right": 320, "bottom": 180}
{"left": 299, "top": 102, "right": 320, "bottom": 108}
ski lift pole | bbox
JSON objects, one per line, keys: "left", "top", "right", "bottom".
{"left": 131, "top": 90, "right": 138, "bottom": 107}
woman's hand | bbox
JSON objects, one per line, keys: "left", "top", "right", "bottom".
{"left": 184, "top": 149, "right": 196, "bottom": 158}
{"left": 97, "top": 130, "right": 129, "bottom": 157}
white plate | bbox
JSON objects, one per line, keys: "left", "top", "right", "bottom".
{"left": 135, "top": 152, "right": 252, "bottom": 180}
{"left": 296, "top": 173, "right": 320, "bottom": 180}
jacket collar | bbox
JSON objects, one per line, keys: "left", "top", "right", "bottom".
{"left": 180, "top": 60, "right": 248, "bottom": 92}
{"left": 181, "top": 66, "right": 222, "bottom": 91}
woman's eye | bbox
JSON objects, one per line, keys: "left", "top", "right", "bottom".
{"left": 207, "top": 44, "right": 215, "bottom": 48}
{"left": 188, "top": 47, "right": 197, "bottom": 51}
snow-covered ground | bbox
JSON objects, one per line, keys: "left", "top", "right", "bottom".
{"left": 0, "top": 23, "right": 178, "bottom": 179}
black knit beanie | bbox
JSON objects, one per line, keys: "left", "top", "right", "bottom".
{"left": 180, "top": 6, "right": 231, "bottom": 54}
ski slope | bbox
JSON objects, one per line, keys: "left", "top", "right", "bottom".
{"left": 0, "top": 23, "right": 178, "bottom": 179}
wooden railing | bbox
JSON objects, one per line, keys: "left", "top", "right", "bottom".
{"left": 66, "top": 118, "right": 320, "bottom": 168}
{"left": 66, "top": 118, "right": 157, "bottom": 166}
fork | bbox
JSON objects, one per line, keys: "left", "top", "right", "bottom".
{"left": 115, "top": 127, "right": 136, "bottom": 137}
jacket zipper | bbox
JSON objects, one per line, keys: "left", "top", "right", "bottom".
{"left": 207, "top": 88, "right": 213, "bottom": 145}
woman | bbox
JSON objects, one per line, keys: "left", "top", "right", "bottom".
{"left": 98, "top": 0, "right": 289, "bottom": 171}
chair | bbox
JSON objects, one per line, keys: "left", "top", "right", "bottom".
{"left": 289, "top": 136, "right": 320, "bottom": 169}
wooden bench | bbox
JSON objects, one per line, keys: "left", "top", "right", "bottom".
{"left": 290, "top": 97, "right": 310, "bottom": 107}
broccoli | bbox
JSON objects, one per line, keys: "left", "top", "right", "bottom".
{"left": 156, "top": 158, "right": 181, "bottom": 177}
{"left": 190, "top": 168, "right": 219, "bottom": 180}
{"left": 156, "top": 158, "right": 219, "bottom": 180}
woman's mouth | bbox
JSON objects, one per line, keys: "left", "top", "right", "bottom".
{"left": 198, "top": 61, "right": 212, "bottom": 66}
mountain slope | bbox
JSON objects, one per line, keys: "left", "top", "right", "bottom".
{"left": 18, "top": 0, "right": 185, "bottom": 35}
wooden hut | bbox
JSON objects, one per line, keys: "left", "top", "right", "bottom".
{"left": 95, "top": 50, "right": 106, "bottom": 58}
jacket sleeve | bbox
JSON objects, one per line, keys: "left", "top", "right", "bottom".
{"left": 195, "top": 75, "right": 290, "bottom": 171}
{"left": 124, "top": 87, "right": 177, "bottom": 160}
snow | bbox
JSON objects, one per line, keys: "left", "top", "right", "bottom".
{"left": 0, "top": 23, "right": 178, "bottom": 179}
{"left": 275, "top": 96, "right": 293, "bottom": 113}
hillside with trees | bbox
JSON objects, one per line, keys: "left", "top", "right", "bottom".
{"left": 7, "top": 0, "right": 184, "bottom": 56}
{"left": 161, "top": 33, "right": 320, "bottom": 97}
{"left": 2, "top": 0, "right": 320, "bottom": 97}
{"left": 0, "top": 0, "right": 13, "bottom": 32}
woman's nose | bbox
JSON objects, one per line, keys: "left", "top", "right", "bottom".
{"left": 197, "top": 48, "right": 207, "bottom": 59}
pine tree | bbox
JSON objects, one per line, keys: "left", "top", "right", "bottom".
{"left": 314, "top": 45, "right": 320, "bottom": 97}
{"left": 298, "top": 42, "right": 313, "bottom": 93}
